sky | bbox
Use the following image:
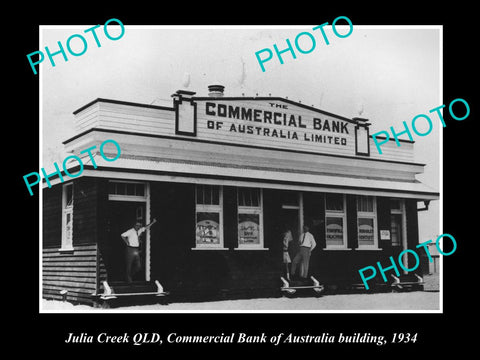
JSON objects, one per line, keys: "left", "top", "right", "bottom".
{"left": 40, "top": 24, "right": 442, "bottom": 240}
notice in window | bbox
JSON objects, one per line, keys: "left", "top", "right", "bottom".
{"left": 238, "top": 213, "right": 260, "bottom": 245}
{"left": 358, "top": 218, "right": 374, "bottom": 245}
{"left": 196, "top": 213, "right": 220, "bottom": 245}
{"left": 326, "top": 217, "right": 343, "bottom": 245}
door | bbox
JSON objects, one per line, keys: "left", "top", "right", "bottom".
{"left": 106, "top": 201, "right": 147, "bottom": 282}
{"left": 390, "top": 214, "right": 403, "bottom": 248}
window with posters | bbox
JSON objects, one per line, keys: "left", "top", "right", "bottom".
{"left": 357, "top": 195, "right": 378, "bottom": 249}
{"left": 237, "top": 187, "right": 264, "bottom": 249}
{"left": 325, "top": 193, "right": 347, "bottom": 249}
{"left": 195, "top": 185, "right": 224, "bottom": 248}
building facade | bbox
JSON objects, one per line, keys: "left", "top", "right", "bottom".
{"left": 42, "top": 85, "right": 439, "bottom": 305}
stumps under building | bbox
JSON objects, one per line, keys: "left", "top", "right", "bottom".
{"left": 42, "top": 85, "right": 439, "bottom": 305}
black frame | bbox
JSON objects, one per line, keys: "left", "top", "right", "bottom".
{"left": 174, "top": 97, "right": 197, "bottom": 137}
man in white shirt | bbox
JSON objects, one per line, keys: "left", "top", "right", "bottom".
{"left": 121, "top": 218, "right": 157, "bottom": 283}
{"left": 291, "top": 225, "right": 316, "bottom": 280}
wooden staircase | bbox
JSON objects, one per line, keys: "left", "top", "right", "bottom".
{"left": 92, "top": 280, "right": 169, "bottom": 308}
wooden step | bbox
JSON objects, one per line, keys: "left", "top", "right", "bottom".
{"left": 108, "top": 281, "right": 158, "bottom": 294}
{"left": 288, "top": 280, "right": 313, "bottom": 287}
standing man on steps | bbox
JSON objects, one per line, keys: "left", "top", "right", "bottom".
{"left": 121, "top": 218, "right": 157, "bottom": 283}
{"left": 291, "top": 224, "right": 316, "bottom": 280}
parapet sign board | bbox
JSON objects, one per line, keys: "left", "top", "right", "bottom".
{"left": 175, "top": 96, "right": 369, "bottom": 157}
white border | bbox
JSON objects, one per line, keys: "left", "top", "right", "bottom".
{"left": 39, "top": 24, "right": 443, "bottom": 314}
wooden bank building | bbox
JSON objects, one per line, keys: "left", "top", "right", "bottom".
{"left": 42, "top": 85, "right": 439, "bottom": 305}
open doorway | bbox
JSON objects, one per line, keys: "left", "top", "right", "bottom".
{"left": 106, "top": 201, "right": 147, "bottom": 282}
{"left": 280, "top": 191, "right": 302, "bottom": 266}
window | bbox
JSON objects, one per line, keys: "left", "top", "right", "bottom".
{"left": 195, "top": 185, "right": 224, "bottom": 249}
{"left": 108, "top": 181, "right": 146, "bottom": 201}
{"left": 136, "top": 206, "right": 144, "bottom": 223}
{"left": 61, "top": 183, "right": 74, "bottom": 251}
{"left": 237, "top": 188, "right": 264, "bottom": 249}
{"left": 326, "top": 193, "right": 344, "bottom": 212}
{"left": 390, "top": 199, "right": 405, "bottom": 247}
{"left": 325, "top": 193, "right": 347, "bottom": 249}
{"left": 357, "top": 195, "right": 378, "bottom": 249}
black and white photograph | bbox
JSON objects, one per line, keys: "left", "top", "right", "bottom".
{"left": 15, "top": 5, "right": 477, "bottom": 355}
{"left": 37, "top": 23, "right": 443, "bottom": 313}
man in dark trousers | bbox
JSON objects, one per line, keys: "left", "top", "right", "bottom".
{"left": 121, "top": 218, "right": 157, "bottom": 283}
{"left": 291, "top": 224, "right": 316, "bottom": 280}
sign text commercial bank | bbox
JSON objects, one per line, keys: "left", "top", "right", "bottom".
{"left": 205, "top": 101, "right": 350, "bottom": 145}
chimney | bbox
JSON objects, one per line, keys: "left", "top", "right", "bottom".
{"left": 208, "top": 84, "right": 225, "bottom": 97}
